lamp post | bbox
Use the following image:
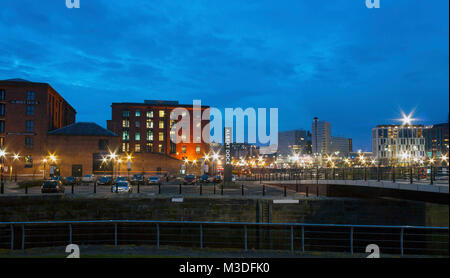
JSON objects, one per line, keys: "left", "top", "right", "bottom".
{"left": 0, "top": 149, "right": 6, "bottom": 194}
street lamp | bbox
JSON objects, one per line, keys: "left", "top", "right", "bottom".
{"left": 0, "top": 149, "right": 6, "bottom": 194}
{"left": 12, "top": 154, "right": 20, "bottom": 182}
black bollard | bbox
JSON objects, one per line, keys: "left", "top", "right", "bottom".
{"left": 179, "top": 183, "right": 182, "bottom": 194}
{"left": 200, "top": 183, "right": 203, "bottom": 195}
{"left": 71, "top": 183, "right": 74, "bottom": 194}
{"left": 263, "top": 184, "right": 265, "bottom": 196}
{"left": 158, "top": 183, "right": 161, "bottom": 194}
{"left": 25, "top": 184, "right": 28, "bottom": 194}
{"left": 138, "top": 182, "right": 140, "bottom": 193}
{"left": 306, "top": 186, "right": 309, "bottom": 197}
{"left": 213, "top": 184, "right": 216, "bottom": 195}
{"left": 94, "top": 181, "right": 97, "bottom": 194}
{"left": 241, "top": 184, "right": 244, "bottom": 196}
{"left": 284, "top": 185, "right": 287, "bottom": 197}
{"left": 221, "top": 183, "right": 224, "bottom": 195}
{"left": 316, "top": 186, "right": 319, "bottom": 197}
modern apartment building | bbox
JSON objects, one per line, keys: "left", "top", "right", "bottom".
{"left": 372, "top": 124, "right": 426, "bottom": 163}
{"left": 330, "top": 137, "right": 353, "bottom": 156}
{"left": 423, "top": 123, "right": 449, "bottom": 157}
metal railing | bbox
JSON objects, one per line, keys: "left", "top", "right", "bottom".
{"left": 0, "top": 220, "right": 448, "bottom": 256}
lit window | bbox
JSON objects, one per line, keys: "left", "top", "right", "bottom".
{"left": 196, "top": 146, "right": 201, "bottom": 154}
{"left": 159, "top": 120, "right": 164, "bottom": 129}
{"left": 122, "top": 130, "right": 130, "bottom": 141}
{"left": 159, "top": 132, "right": 164, "bottom": 141}
{"left": 146, "top": 120, "right": 153, "bottom": 129}
{"left": 135, "top": 121, "right": 140, "bottom": 128}
{"left": 147, "top": 111, "right": 153, "bottom": 118}
{"left": 122, "top": 110, "right": 130, "bottom": 118}
{"left": 147, "top": 130, "right": 154, "bottom": 141}
{"left": 135, "top": 110, "right": 141, "bottom": 117}
{"left": 158, "top": 144, "right": 163, "bottom": 153}
{"left": 159, "top": 110, "right": 165, "bottom": 117}
{"left": 122, "top": 119, "right": 130, "bottom": 128}
{"left": 135, "top": 144, "right": 141, "bottom": 152}
{"left": 146, "top": 142, "right": 153, "bottom": 152}
{"left": 122, "top": 143, "right": 130, "bottom": 152}
{"left": 181, "top": 146, "right": 187, "bottom": 153}
{"left": 135, "top": 132, "right": 140, "bottom": 141}
{"left": 24, "top": 155, "right": 33, "bottom": 168}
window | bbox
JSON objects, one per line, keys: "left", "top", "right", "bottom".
{"left": 135, "top": 132, "right": 141, "bottom": 141}
{"left": 159, "top": 110, "right": 165, "bottom": 117}
{"left": 27, "top": 91, "right": 35, "bottom": 101}
{"left": 170, "top": 142, "right": 176, "bottom": 154}
{"left": 135, "top": 121, "right": 140, "bottom": 128}
{"left": 122, "top": 142, "right": 130, "bottom": 152}
{"left": 26, "top": 120, "right": 34, "bottom": 132}
{"left": 122, "top": 110, "right": 130, "bottom": 118}
{"left": 26, "top": 105, "right": 34, "bottom": 115}
{"left": 196, "top": 146, "right": 201, "bottom": 154}
{"left": 98, "top": 139, "right": 109, "bottom": 150}
{"left": 135, "top": 110, "right": 141, "bottom": 117}
{"left": 147, "top": 111, "right": 153, "bottom": 118}
{"left": 24, "top": 156, "right": 33, "bottom": 168}
{"left": 135, "top": 144, "right": 141, "bottom": 153}
{"left": 146, "top": 120, "right": 153, "bottom": 129}
{"left": 0, "top": 104, "right": 4, "bottom": 116}
{"left": 147, "top": 130, "right": 153, "bottom": 141}
{"left": 146, "top": 142, "right": 153, "bottom": 152}
{"left": 0, "top": 137, "right": 4, "bottom": 147}
{"left": 0, "top": 120, "right": 4, "bottom": 133}
{"left": 122, "top": 119, "right": 130, "bottom": 128}
{"left": 181, "top": 146, "right": 187, "bottom": 153}
{"left": 158, "top": 132, "right": 164, "bottom": 141}
{"left": 158, "top": 144, "right": 163, "bottom": 153}
{"left": 0, "top": 89, "right": 4, "bottom": 100}
{"left": 122, "top": 130, "right": 130, "bottom": 141}
{"left": 159, "top": 120, "right": 164, "bottom": 129}
{"left": 25, "top": 137, "right": 33, "bottom": 148}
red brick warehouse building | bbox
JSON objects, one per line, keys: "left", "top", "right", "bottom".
{"left": 0, "top": 79, "right": 76, "bottom": 177}
{"left": 107, "top": 100, "right": 211, "bottom": 175}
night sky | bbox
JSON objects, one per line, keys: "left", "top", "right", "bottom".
{"left": 0, "top": 0, "right": 448, "bottom": 151}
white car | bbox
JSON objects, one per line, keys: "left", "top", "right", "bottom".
{"left": 111, "top": 181, "right": 133, "bottom": 193}
{"left": 81, "top": 174, "right": 96, "bottom": 183}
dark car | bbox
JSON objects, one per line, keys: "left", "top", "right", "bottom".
{"left": 183, "top": 174, "right": 197, "bottom": 185}
{"left": 41, "top": 180, "right": 65, "bottom": 193}
{"left": 130, "top": 174, "right": 145, "bottom": 185}
{"left": 64, "top": 176, "right": 76, "bottom": 185}
{"left": 97, "top": 176, "right": 112, "bottom": 185}
{"left": 199, "top": 174, "right": 210, "bottom": 183}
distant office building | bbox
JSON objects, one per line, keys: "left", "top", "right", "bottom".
{"left": 372, "top": 124, "right": 426, "bottom": 163}
{"left": 312, "top": 117, "right": 331, "bottom": 155}
{"left": 423, "top": 123, "right": 449, "bottom": 157}
{"left": 231, "top": 143, "right": 259, "bottom": 158}
{"left": 278, "top": 130, "right": 312, "bottom": 156}
{"left": 330, "top": 137, "right": 352, "bottom": 156}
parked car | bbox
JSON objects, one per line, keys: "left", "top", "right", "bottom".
{"left": 64, "top": 176, "right": 76, "bottom": 186}
{"left": 147, "top": 176, "right": 161, "bottom": 185}
{"left": 41, "top": 180, "right": 65, "bottom": 193}
{"left": 130, "top": 174, "right": 145, "bottom": 185}
{"left": 213, "top": 175, "right": 223, "bottom": 183}
{"left": 183, "top": 174, "right": 197, "bottom": 185}
{"left": 111, "top": 181, "right": 132, "bottom": 193}
{"left": 81, "top": 174, "right": 96, "bottom": 183}
{"left": 97, "top": 176, "right": 112, "bottom": 185}
{"left": 114, "top": 176, "right": 127, "bottom": 183}
{"left": 199, "top": 174, "right": 210, "bottom": 183}
{"left": 50, "top": 176, "right": 63, "bottom": 181}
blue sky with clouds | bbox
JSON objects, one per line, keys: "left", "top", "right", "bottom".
{"left": 0, "top": 0, "right": 448, "bottom": 151}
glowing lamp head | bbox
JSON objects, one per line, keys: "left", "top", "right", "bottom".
{"left": 0, "top": 150, "right": 6, "bottom": 157}
{"left": 13, "top": 154, "right": 20, "bottom": 160}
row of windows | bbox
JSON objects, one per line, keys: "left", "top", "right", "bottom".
{"left": 0, "top": 120, "right": 34, "bottom": 133}
{"left": 123, "top": 110, "right": 165, "bottom": 118}
{"left": 378, "top": 138, "right": 425, "bottom": 145}
{"left": 122, "top": 119, "right": 168, "bottom": 129}
{"left": 122, "top": 142, "right": 201, "bottom": 154}
{"left": 122, "top": 130, "right": 164, "bottom": 141}
{"left": 0, "top": 90, "right": 35, "bottom": 101}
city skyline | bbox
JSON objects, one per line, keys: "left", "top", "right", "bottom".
{"left": 0, "top": 0, "right": 448, "bottom": 151}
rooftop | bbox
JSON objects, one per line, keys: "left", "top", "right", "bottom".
{"left": 48, "top": 122, "right": 118, "bottom": 137}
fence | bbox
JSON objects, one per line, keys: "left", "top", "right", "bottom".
{"left": 0, "top": 220, "right": 448, "bottom": 256}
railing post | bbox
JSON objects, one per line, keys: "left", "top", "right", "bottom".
{"left": 262, "top": 184, "right": 265, "bottom": 196}
{"left": 114, "top": 223, "right": 118, "bottom": 247}
{"left": 301, "top": 226, "right": 305, "bottom": 252}
{"left": 10, "top": 224, "right": 14, "bottom": 251}
{"left": 69, "top": 224, "right": 72, "bottom": 245}
{"left": 244, "top": 225, "right": 248, "bottom": 251}
{"left": 221, "top": 183, "right": 224, "bottom": 195}
{"left": 290, "top": 225, "right": 294, "bottom": 252}
{"left": 409, "top": 166, "right": 413, "bottom": 184}
{"left": 284, "top": 185, "right": 287, "bottom": 197}
{"left": 392, "top": 166, "right": 396, "bottom": 183}
{"left": 21, "top": 224, "right": 25, "bottom": 250}
{"left": 94, "top": 181, "right": 97, "bottom": 193}
{"left": 430, "top": 166, "right": 434, "bottom": 185}
{"left": 213, "top": 184, "right": 216, "bottom": 195}
{"left": 200, "top": 224, "right": 203, "bottom": 249}
{"left": 200, "top": 183, "right": 203, "bottom": 196}
{"left": 350, "top": 227, "right": 354, "bottom": 255}
{"left": 179, "top": 183, "right": 182, "bottom": 195}
{"left": 25, "top": 184, "right": 28, "bottom": 194}
{"left": 156, "top": 223, "right": 160, "bottom": 248}
{"left": 138, "top": 182, "right": 140, "bottom": 193}
{"left": 158, "top": 183, "right": 161, "bottom": 194}
{"left": 241, "top": 184, "right": 244, "bottom": 196}
{"left": 71, "top": 183, "right": 74, "bottom": 194}
{"left": 400, "top": 227, "right": 404, "bottom": 256}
